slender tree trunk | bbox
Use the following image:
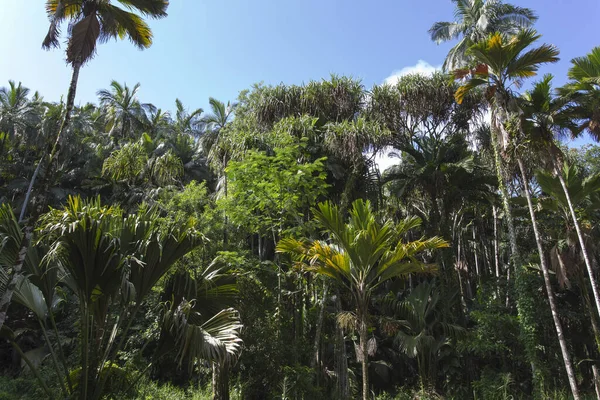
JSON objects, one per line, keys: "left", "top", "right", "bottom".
{"left": 222, "top": 154, "right": 229, "bottom": 246}
{"left": 517, "top": 158, "right": 580, "bottom": 400}
{"left": 593, "top": 364, "right": 600, "bottom": 400}
{"left": 334, "top": 290, "right": 349, "bottom": 400}
{"left": 493, "top": 205, "right": 500, "bottom": 279}
{"left": 20, "top": 61, "right": 82, "bottom": 221}
{"left": 311, "top": 282, "right": 328, "bottom": 371}
{"left": 212, "top": 360, "right": 230, "bottom": 400}
{"left": 456, "top": 235, "right": 468, "bottom": 314}
{"left": 359, "top": 313, "right": 369, "bottom": 400}
{"left": 472, "top": 224, "right": 480, "bottom": 279}
{"left": 555, "top": 164, "right": 600, "bottom": 321}
{"left": 491, "top": 124, "right": 539, "bottom": 384}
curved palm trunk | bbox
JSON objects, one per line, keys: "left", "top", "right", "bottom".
{"left": 0, "top": 62, "right": 83, "bottom": 333}
{"left": 517, "top": 158, "right": 580, "bottom": 400}
{"left": 554, "top": 164, "right": 600, "bottom": 322}
{"left": 20, "top": 61, "right": 82, "bottom": 221}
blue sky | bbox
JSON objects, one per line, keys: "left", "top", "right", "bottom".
{"left": 1, "top": 1, "right": 598, "bottom": 145}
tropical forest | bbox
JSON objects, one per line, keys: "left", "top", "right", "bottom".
{"left": 1, "top": 1, "right": 600, "bottom": 399}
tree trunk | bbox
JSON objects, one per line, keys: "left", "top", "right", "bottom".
{"left": 359, "top": 315, "right": 369, "bottom": 400}
{"left": 517, "top": 158, "right": 580, "bottom": 400}
{"left": 2, "top": 63, "right": 83, "bottom": 333}
{"left": 334, "top": 291, "right": 349, "bottom": 400}
{"left": 491, "top": 125, "right": 540, "bottom": 384}
{"left": 555, "top": 164, "right": 600, "bottom": 321}
{"left": 20, "top": 61, "right": 82, "bottom": 221}
{"left": 212, "top": 360, "right": 230, "bottom": 400}
{"left": 593, "top": 364, "right": 600, "bottom": 400}
{"left": 493, "top": 205, "right": 500, "bottom": 279}
{"left": 311, "top": 282, "right": 328, "bottom": 371}
{"left": 472, "top": 224, "right": 480, "bottom": 279}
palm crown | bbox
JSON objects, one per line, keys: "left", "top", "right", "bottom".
{"left": 429, "top": 0, "right": 537, "bottom": 70}
{"left": 42, "top": 0, "right": 169, "bottom": 65}
{"left": 558, "top": 46, "right": 600, "bottom": 140}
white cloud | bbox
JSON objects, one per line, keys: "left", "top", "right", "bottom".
{"left": 383, "top": 60, "right": 441, "bottom": 85}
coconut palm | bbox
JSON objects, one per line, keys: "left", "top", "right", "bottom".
{"left": 97, "top": 81, "right": 152, "bottom": 141}
{"left": 0, "top": 81, "right": 41, "bottom": 143}
{"left": 454, "top": 29, "right": 581, "bottom": 398}
{"left": 558, "top": 46, "right": 600, "bottom": 141}
{"left": 2, "top": 2, "right": 170, "bottom": 333}
{"left": 173, "top": 98, "right": 204, "bottom": 139}
{"left": 429, "top": 0, "right": 537, "bottom": 70}
{"left": 277, "top": 199, "right": 448, "bottom": 400}
{"left": 201, "top": 97, "right": 236, "bottom": 169}
{"left": 18, "top": 0, "right": 169, "bottom": 220}
{"left": 203, "top": 97, "right": 236, "bottom": 132}
{"left": 147, "top": 107, "right": 173, "bottom": 140}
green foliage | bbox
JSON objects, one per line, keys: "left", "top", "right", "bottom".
{"left": 3, "top": 4, "right": 600, "bottom": 398}
{"left": 220, "top": 143, "right": 328, "bottom": 238}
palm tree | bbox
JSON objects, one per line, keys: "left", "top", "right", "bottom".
{"left": 384, "top": 133, "right": 494, "bottom": 237}
{"left": 558, "top": 46, "right": 600, "bottom": 141}
{"left": 38, "top": 195, "right": 202, "bottom": 399}
{"left": 429, "top": 0, "right": 537, "bottom": 70}
{"left": 97, "top": 81, "right": 152, "bottom": 141}
{"left": 381, "top": 282, "right": 465, "bottom": 388}
{"left": 522, "top": 76, "right": 600, "bottom": 326}
{"left": 277, "top": 199, "right": 448, "bottom": 400}
{"left": 173, "top": 98, "right": 204, "bottom": 139}
{"left": 157, "top": 256, "right": 242, "bottom": 400}
{"left": 0, "top": 81, "right": 40, "bottom": 143}
{"left": 454, "top": 29, "right": 581, "bottom": 398}
{"left": 18, "top": 0, "right": 169, "bottom": 220}
{"left": 147, "top": 107, "right": 172, "bottom": 140}
{"left": 2, "top": 2, "right": 170, "bottom": 334}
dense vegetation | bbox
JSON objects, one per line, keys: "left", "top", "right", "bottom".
{"left": 1, "top": 1, "right": 600, "bottom": 399}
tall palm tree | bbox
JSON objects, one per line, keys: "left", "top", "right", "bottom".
{"left": 97, "top": 81, "right": 152, "bottom": 141}
{"left": 384, "top": 133, "right": 495, "bottom": 237}
{"left": 200, "top": 97, "right": 237, "bottom": 174}
{"left": 203, "top": 97, "right": 236, "bottom": 132}
{"left": 19, "top": 0, "right": 169, "bottom": 220}
{"left": 277, "top": 199, "right": 448, "bottom": 400}
{"left": 454, "top": 29, "right": 581, "bottom": 399}
{"left": 522, "top": 76, "right": 600, "bottom": 326}
{"left": 429, "top": 0, "right": 537, "bottom": 70}
{"left": 1, "top": 2, "right": 170, "bottom": 334}
{"left": 200, "top": 97, "right": 236, "bottom": 245}
{"left": 558, "top": 46, "right": 600, "bottom": 141}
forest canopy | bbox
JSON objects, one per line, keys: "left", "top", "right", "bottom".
{"left": 1, "top": 1, "right": 600, "bottom": 399}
